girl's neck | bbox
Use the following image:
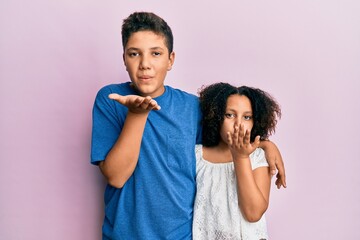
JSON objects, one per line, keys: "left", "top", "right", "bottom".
{"left": 203, "top": 142, "right": 233, "bottom": 163}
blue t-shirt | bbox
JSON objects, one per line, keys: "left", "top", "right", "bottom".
{"left": 91, "top": 82, "right": 202, "bottom": 239}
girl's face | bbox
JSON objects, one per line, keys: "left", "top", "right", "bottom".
{"left": 220, "top": 94, "right": 254, "bottom": 144}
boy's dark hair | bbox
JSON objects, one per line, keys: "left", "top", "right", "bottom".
{"left": 122, "top": 12, "right": 174, "bottom": 55}
{"left": 199, "top": 82, "right": 281, "bottom": 147}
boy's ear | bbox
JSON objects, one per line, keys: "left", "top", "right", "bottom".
{"left": 123, "top": 53, "right": 128, "bottom": 71}
{"left": 167, "top": 51, "right": 175, "bottom": 71}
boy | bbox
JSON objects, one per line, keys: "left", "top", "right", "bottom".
{"left": 91, "top": 12, "right": 286, "bottom": 239}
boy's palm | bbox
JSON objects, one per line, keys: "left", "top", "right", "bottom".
{"left": 109, "top": 93, "right": 161, "bottom": 114}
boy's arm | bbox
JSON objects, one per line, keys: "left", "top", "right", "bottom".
{"left": 99, "top": 94, "right": 160, "bottom": 188}
{"left": 258, "top": 140, "right": 287, "bottom": 189}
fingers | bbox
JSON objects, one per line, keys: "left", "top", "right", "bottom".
{"left": 227, "top": 123, "right": 241, "bottom": 147}
{"left": 141, "top": 96, "right": 161, "bottom": 110}
{"left": 231, "top": 123, "right": 256, "bottom": 148}
{"left": 253, "top": 135, "right": 260, "bottom": 148}
{"left": 275, "top": 177, "right": 282, "bottom": 189}
{"left": 275, "top": 172, "right": 287, "bottom": 189}
{"left": 233, "top": 124, "right": 239, "bottom": 145}
{"left": 276, "top": 161, "right": 287, "bottom": 188}
{"left": 243, "top": 128, "right": 251, "bottom": 145}
{"left": 274, "top": 151, "right": 287, "bottom": 188}
{"left": 268, "top": 157, "right": 277, "bottom": 176}
{"left": 227, "top": 132, "right": 233, "bottom": 145}
{"left": 108, "top": 94, "right": 161, "bottom": 111}
{"left": 274, "top": 160, "right": 286, "bottom": 189}
{"left": 235, "top": 123, "right": 247, "bottom": 146}
{"left": 108, "top": 93, "right": 126, "bottom": 104}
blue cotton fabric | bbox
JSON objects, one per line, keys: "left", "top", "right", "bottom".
{"left": 91, "top": 82, "right": 202, "bottom": 239}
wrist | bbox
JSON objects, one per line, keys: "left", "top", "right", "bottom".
{"left": 233, "top": 155, "right": 250, "bottom": 162}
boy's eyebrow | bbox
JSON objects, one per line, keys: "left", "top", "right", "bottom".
{"left": 125, "top": 47, "right": 140, "bottom": 52}
{"left": 126, "top": 46, "right": 165, "bottom": 52}
{"left": 149, "top": 47, "right": 165, "bottom": 50}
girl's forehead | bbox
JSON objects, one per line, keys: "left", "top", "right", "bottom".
{"left": 226, "top": 95, "right": 252, "bottom": 109}
{"left": 227, "top": 94, "right": 250, "bottom": 102}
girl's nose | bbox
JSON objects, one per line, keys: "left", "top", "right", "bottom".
{"left": 235, "top": 118, "right": 242, "bottom": 126}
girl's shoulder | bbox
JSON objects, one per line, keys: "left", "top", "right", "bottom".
{"left": 195, "top": 144, "right": 203, "bottom": 159}
{"left": 250, "top": 148, "right": 269, "bottom": 170}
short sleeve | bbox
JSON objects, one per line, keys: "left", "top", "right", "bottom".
{"left": 195, "top": 101, "right": 203, "bottom": 145}
{"left": 90, "top": 86, "right": 126, "bottom": 165}
{"left": 249, "top": 148, "right": 269, "bottom": 170}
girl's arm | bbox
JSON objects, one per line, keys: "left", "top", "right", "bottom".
{"left": 233, "top": 156, "right": 271, "bottom": 222}
{"left": 228, "top": 124, "right": 271, "bottom": 222}
{"left": 99, "top": 94, "right": 160, "bottom": 188}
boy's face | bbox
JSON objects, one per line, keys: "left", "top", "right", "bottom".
{"left": 220, "top": 94, "right": 254, "bottom": 144}
{"left": 123, "top": 30, "right": 175, "bottom": 98}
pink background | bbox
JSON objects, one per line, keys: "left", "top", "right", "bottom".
{"left": 1, "top": 1, "right": 360, "bottom": 239}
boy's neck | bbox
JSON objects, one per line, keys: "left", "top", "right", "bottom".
{"left": 129, "top": 83, "right": 166, "bottom": 98}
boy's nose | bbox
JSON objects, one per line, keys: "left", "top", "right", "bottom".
{"left": 139, "top": 56, "right": 151, "bottom": 70}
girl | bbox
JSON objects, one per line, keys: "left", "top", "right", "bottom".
{"left": 193, "top": 82, "right": 281, "bottom": 240}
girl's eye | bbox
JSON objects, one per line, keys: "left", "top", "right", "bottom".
{"left": 225, "top": 113, "right": 236, "bottom": 119}
{"left": 244, "top": 116, "right": 253, "bottom": 120}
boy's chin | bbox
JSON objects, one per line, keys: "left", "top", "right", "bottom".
{"left": 130, "top": 84, "right": 165, "bottom": 98}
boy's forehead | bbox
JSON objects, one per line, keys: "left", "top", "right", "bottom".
{"left": 125, "top": 30, "right": 167, "bottom": 49}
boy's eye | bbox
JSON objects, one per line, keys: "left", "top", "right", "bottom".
{"left": 244, "top": 116, "right": 253, "bottom": 120}
{"left": 152, "top": 52, "right": 161, "bottom": 56}
{"left": 128, "top": 52, "right": 139, "bottom": 57}
{"left": 225, "top": 113, "right": 236, "bottom": 119}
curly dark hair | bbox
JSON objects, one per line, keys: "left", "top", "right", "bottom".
{"left": 199, "top": 82, "right": 281, "bottom": 147}
{"left": 121, "top": 12, "right": 174, "bottom": 55}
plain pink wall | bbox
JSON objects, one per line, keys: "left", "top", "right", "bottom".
{"left": 1, "top": 1, "right": 360, "bottom": 239}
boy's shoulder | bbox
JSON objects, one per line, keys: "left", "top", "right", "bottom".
{"left": 97, "top": 82, "right": 133, "bottom": 96}
{"left": 164, "top": 85, "right": 198, "bottom": 100}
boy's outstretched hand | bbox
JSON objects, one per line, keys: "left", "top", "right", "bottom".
{"left": 109, "top": 94, "right": 161, "bottom": 113}
{"left": 259, "top": 140, "right": 287, "bottom": 189}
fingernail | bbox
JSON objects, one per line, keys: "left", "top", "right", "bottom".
{"left": 271, "top": 170, "right": 276, "bottom": 175}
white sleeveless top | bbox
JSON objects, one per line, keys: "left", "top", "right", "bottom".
{"left": 193, "top": 144, "right": 269, "bottom": 240}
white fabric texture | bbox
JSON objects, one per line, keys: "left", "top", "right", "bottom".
{"left": 193, "top": 144, "right": 269, "bottom": 240}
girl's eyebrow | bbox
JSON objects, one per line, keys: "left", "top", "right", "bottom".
{"left": 225, "top": 108, "right": 253, "bottom": 114}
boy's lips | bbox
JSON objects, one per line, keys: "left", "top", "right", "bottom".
{"left": 138, "top": 75, "right": 153, "bottom": 81}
